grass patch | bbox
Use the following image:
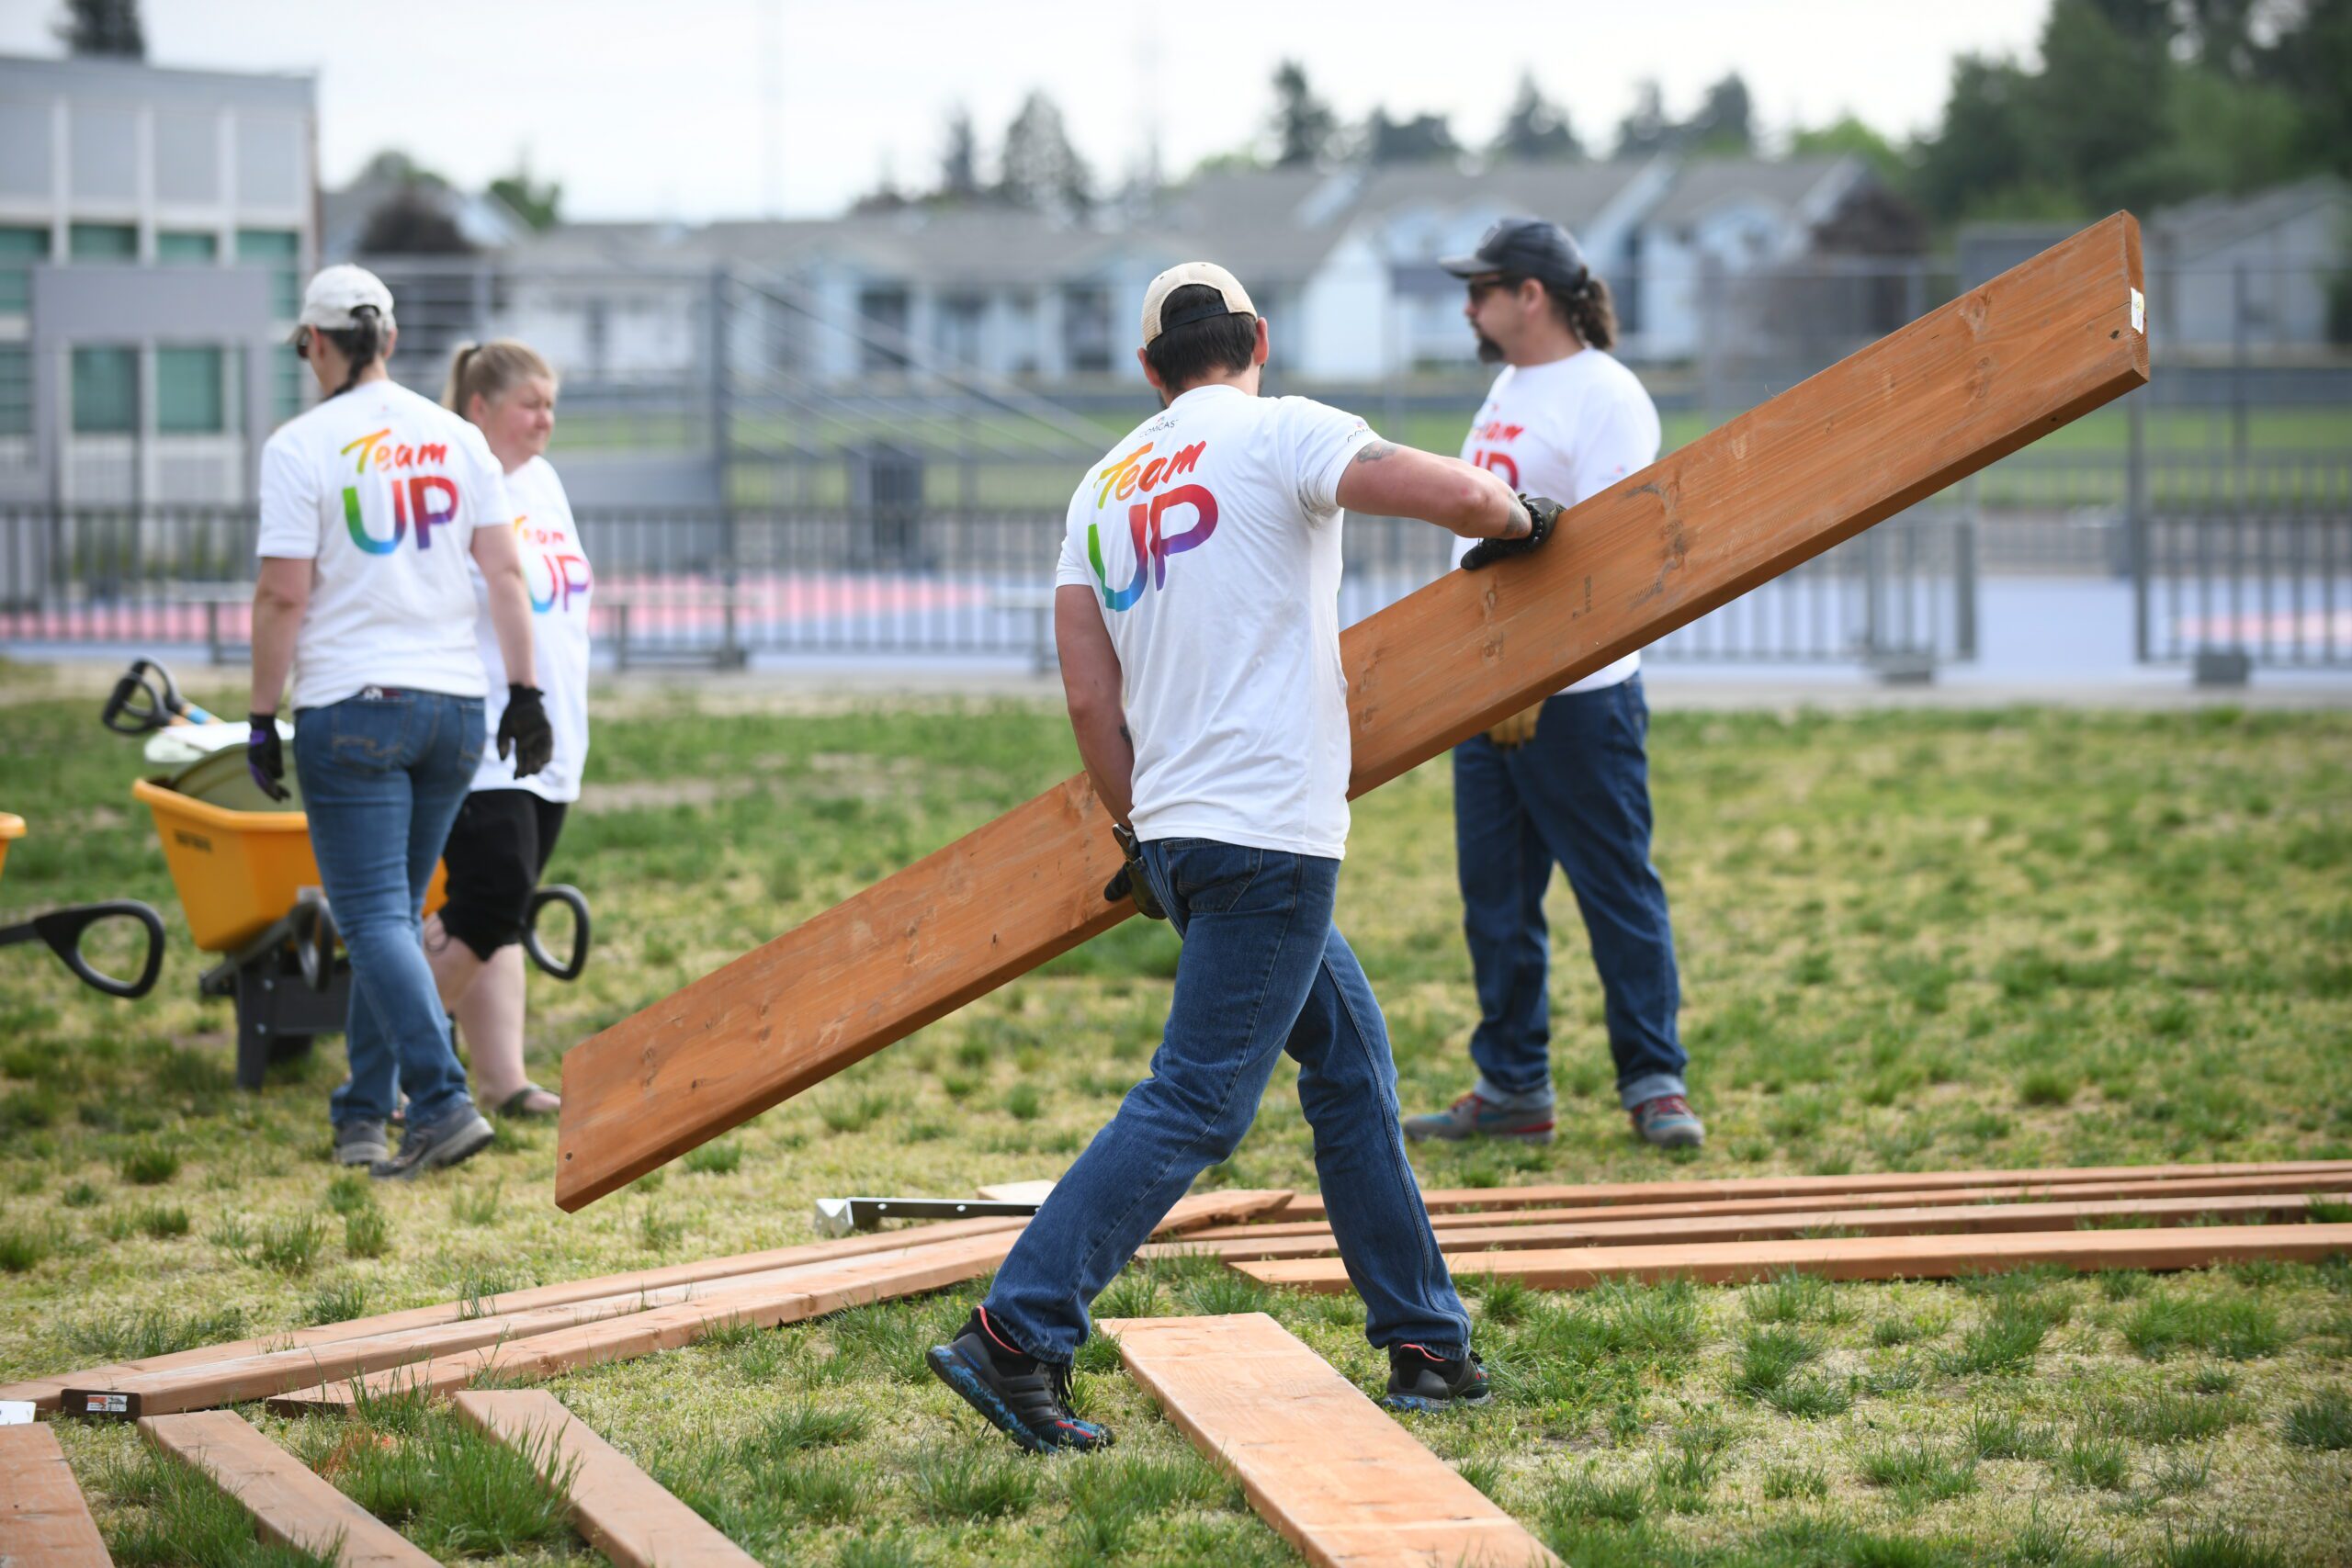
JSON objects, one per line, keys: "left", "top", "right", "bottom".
{"left": 683, "top": 1138, "right": 745, "bottom": 1175}
{"left": 117, "top": 1140, "right": 183, "bottom": 1186}
{"left": 1857, "top": 1438, "right": 1978, "bottom": 1508}
{"left": 65, "top": 1304, "right": 247, "bottom": 1360}
{"left": 2280, "top": 1387, "right": 2352, "bottom": 1450}
{"left": 2124, "top": 1293, "right": 2287, "bottom": 1361}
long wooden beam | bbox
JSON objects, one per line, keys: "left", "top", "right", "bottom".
{"left": 1148, "top": 1193, "right": 2322, "bottom": 1263}
{"left": 5, "top": 1213, "right": 1032, "bottom": 1414}
{"left": 1102, "top": 1314, "right": 1556, "bottom": 1568}
{"left": 1265, "top": 1160, "right": 2352, "bottom": 1224}
{"left": 1235, "top": 1223, "right": 2352, "bottom": 1293}
{"left": 269, "top": 1187, "right": 1289, "bottom": 1413}
{"left": 0, "top": 1422, "right": 113, "bottom": 1567}
{"left": 452, "top": 1391, "right": 758, "bottom": 1568}
{"left": 554, "top": 215, "right": 2151, "bottom": 1210}
{"left": 139, "top": 1411, "right": 435, "bottom": 1568}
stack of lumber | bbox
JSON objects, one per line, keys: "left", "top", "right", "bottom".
{"left": 18, "top": 1189, "right": 1290, "bottom": 1422}
{"left": 1142, "top": 1163, "right": 2352, "bottom": 1294}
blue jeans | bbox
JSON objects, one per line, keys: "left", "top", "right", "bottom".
{"left": 984, "top": 838, "right": 1472, "bottom": 1364}
{"left": 1453, "top": 675, "right": 1687, "bottom": 1110}
{"left": 293, "top": 688, "right": 484, "bottom": 1131}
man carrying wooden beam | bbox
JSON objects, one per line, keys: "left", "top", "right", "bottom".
{"left": 927, "top": 261, "right": 1561, "bottom": 1452}
{"left": 1406, "top": 219, "right": 1702, "bottom": 1153}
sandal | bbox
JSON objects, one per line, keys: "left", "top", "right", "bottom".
{"left": 493, "top": 1083, "right": 561, "bottom": 1119}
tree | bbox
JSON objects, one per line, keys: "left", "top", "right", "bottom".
{"left": 2028, "top": 0, "right": 2172, "bottom": 211}
{"left": 1270, "top": 60, "right": 1339, "bottom": 169}
{"left": 939, "top": 108, "right": 981, "bottom": 200}
{"left": 1910, "top": 54, "right": 2043, "bottom": 220}
{"left": 488, "top": 159, "right": 560, "bottom": 233}
{"left": 997, "top": 90, "right": 1091, "bottom": 213}
{"left": 56, "top": 0, "right": 142, "bottom": 57}
{"left": 356, "top": 190, "right": 472, "bottom": 255}
{"left": 1789, "top": 116, "right": 1906, "bottom": 186}
{"left": 1686, "top": 73, "right": 1754, "bottom": 154}
{"left": 1493, "top": 73, "right": 1583, "bottom": 161}
{"left": 1614, "top": 81, "right": 1674, "bottom": 158}
{"left": 1365, "top": 109, "right": 1460, "bottom": 164}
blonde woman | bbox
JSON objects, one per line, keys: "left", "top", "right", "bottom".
{"left": 424, "top": 340, "right": 591, "bottom": 1118}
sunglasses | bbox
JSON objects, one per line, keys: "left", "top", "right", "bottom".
{"left": 1465, "top": 274, "right": 1526, "bottom": 303}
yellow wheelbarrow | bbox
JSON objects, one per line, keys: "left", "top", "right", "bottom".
{"left": 0, "top": 812, "right": 166, "bottom": 999}
{"left": 122, "top": 697, "right": 592, "bottom": 1089}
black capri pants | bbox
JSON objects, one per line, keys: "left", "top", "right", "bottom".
{"left": 437, "top": 789, "right": 568, "bottom": 961}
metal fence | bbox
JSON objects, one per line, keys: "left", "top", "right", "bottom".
{"left": 0, "top": 496, "right": 1974, "bottom": 673}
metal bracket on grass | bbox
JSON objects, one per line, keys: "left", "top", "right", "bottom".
{"left": 811, "top": 1196, "right": 1041, "bottom": 1237}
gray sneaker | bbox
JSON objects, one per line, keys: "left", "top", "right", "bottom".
{"left": 1630, "top": 1095, "right": 1705, "bottom": 1150}
{"left": 370, "top": 1104, "right": 494, "bottom": 1181}
{"left": 334, "top": 1118, "right": 389, "bottom": 1167}
{"left": 1403, "top": 1090, "right": 1555, "bottom": 1145}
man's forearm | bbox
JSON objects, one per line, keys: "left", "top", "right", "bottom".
{"left": 1070, "top": 707, "right": 1136, "bottom": 826}
{"left": 249, "top": 596, "right": 300, "bottom": 713}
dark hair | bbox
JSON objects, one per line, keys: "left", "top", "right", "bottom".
{"left": 1143, "top": 284, "right": 1257, "bottom": 391}
{"left": 317, "top": 307, "right": 388, "bottom": 398}
{"left": 1544, "top": 274, "right": 1618, "bottom": 352}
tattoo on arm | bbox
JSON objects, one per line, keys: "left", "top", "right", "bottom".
{"left": 1348, "top": 441, "right": 1398, "bottom": 466}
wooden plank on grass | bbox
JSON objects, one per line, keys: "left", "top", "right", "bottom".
{"left": 0, "top": 1422, "right": 113, "bottom": 1567}
{"left": 453, "top": 1390, "right": 757, "bottom": 1568}
{"left": 554, "top": 215, "right": 2150, "bottom": 1212}
{"left": 1190, "top": 1169, "right": 2352, "bottom": 1240}
{"left": 38, "top": 1191, "right": 1283, "bottom": 1420}
{"left": 1100, "top": 1314, "right": 1555, "bottom": 1568}
{"left": 1146, "top": 1192, "right": 2324, "bottom": 1263}
{"left": 1268, "top": 1160, "right": 2352, "bottom": 1223}
{"left": 269, "top": 1188, "right": 1288, "bottom": 1413}
{"left": 138, "top": 1411, "right": 432, "bottom": 1568}
{"left": 1234, "top": 1223, "right": 2352, "bottom": 1293}
{"left": 7, "top": 1213, "right": 1031, "bottom": 1415}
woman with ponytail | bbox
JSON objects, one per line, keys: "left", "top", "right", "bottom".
{"left": 422, "top": 338, "right": 590, "bottom": 1119}
{"left": 247, "top": 265, "right": 551, "bottom": 1180}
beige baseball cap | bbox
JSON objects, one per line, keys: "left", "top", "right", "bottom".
{"left": 1140, "top": 262, "right": 1256, "bottom": 344}
{"left": 297, "top": 264, "right": 395, "bottom": 332}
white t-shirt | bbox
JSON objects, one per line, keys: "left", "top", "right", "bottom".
{"left": 1452, "top": 348, "right": 1662, "bottom": 694}
{"left": 255, "top": 380, "right": 512, "bottom": 713}
{"left": 1055, "top": 384, "right": 1379, "bottom": 861}
{"left": 469, "top": 456, "right": 593, "bottom": 802}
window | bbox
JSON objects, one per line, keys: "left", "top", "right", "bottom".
{"left": 156, "top": 231, "right": 219, "bottom": 264}
{"left": 1061, "top": 286, "right": 1112, "bottom": 374}
{"left": 0, "top": 227, "right": 47, "bottom": 314}
{"left": 69, "top": 223, "right": 138, "bottom": 263}
{"left": 0, "top": 345, "right": 29, "bottom": 437}
{"left": 158, "top": 347, "right": 229, "bottom": 434}
{"left": 72, "top": 346, "right": 138, "bottom": 434}
{"left": 858, "top": 288, "right": 910, "bottom": 373}
{"left": 273, "top": 343, "right": 305, "bottom": 422}
{"left": 236, "top": 229, "right": 301, "bottom": 318}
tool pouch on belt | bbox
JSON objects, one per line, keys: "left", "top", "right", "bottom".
{"left": 1103, "top": 823, "right": 1166, "bottom": 919}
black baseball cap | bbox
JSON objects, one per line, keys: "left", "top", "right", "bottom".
{"left": 1440, "top": 218, "right": 1589, "bottom": 291}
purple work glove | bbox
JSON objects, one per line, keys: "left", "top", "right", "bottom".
{"left": 247, "top": 712, "right": 289, "bottom": 802}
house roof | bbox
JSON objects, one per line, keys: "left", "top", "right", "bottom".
{"left": 2150, "top": 176, "right": 2350, "bottom": 261}
{"left": 1641, "top": 155, "right": 1860, "bottom": 231}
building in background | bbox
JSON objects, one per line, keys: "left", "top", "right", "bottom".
{"left": 0, "top": 51, "right": 316, "bottom": 506}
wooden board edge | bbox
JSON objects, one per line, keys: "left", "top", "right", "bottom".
{"left": 0, "top": 1421, "right": 115, "bottom": 1566}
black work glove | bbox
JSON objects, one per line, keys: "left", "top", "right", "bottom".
{"left": 498, "top": 683, "right": 555, "bottom": 779}
{"left": 246, "top": 712, "right": 289, "bottom": 802}
{"left": 1460, "top": 493, "right": 1566, "bottom": 571}
{"left": 1103, "top": 823, "right": 1166, "bottom": 919}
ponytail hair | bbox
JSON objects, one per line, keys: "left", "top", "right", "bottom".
{"left": 319, "top": 307, "right": 388, "bottom": 398}
{"left": 443, "top": 338, "right": 556, "bottom": 423}
{"left": 1548, "top": 274, "right": 1618, "bottom": 353}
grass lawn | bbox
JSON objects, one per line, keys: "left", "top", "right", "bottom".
{"left": 2, "top": 665, "right": 2349, "bottom": 1565}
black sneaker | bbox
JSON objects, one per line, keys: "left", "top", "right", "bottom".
{"left": 370, "top": 1103, "right": 493, "bottom": 1181}
{"left": 1383, "top": 1343, "right": 1492, "bottom": 1413}
{"left": 925, "top": 1307, "right": 1114, "bottom": 1454}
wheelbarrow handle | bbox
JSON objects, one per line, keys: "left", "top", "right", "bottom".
{"left": 0, "top": 901, "right": 167, "bottom": 999}
{"left": 523, "top": 884, "right": 592, "bottom": 981}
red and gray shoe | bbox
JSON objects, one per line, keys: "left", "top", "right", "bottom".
{"left": 926, "top": 1307, "right": 1114, "bottom": 1454}
{"left": 1630, "top": 1094, "right": 1705, "bottom": 1149}
{"left": 1403, "top": 1091, "right": 1555, "bottom": 1145}
{"left": 1383, "top": 1343, "right": 1493, "bottom": 1413}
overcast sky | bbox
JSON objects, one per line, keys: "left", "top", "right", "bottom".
{"left": 2, "top": 0, "right": 2055, "bottom": 220}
